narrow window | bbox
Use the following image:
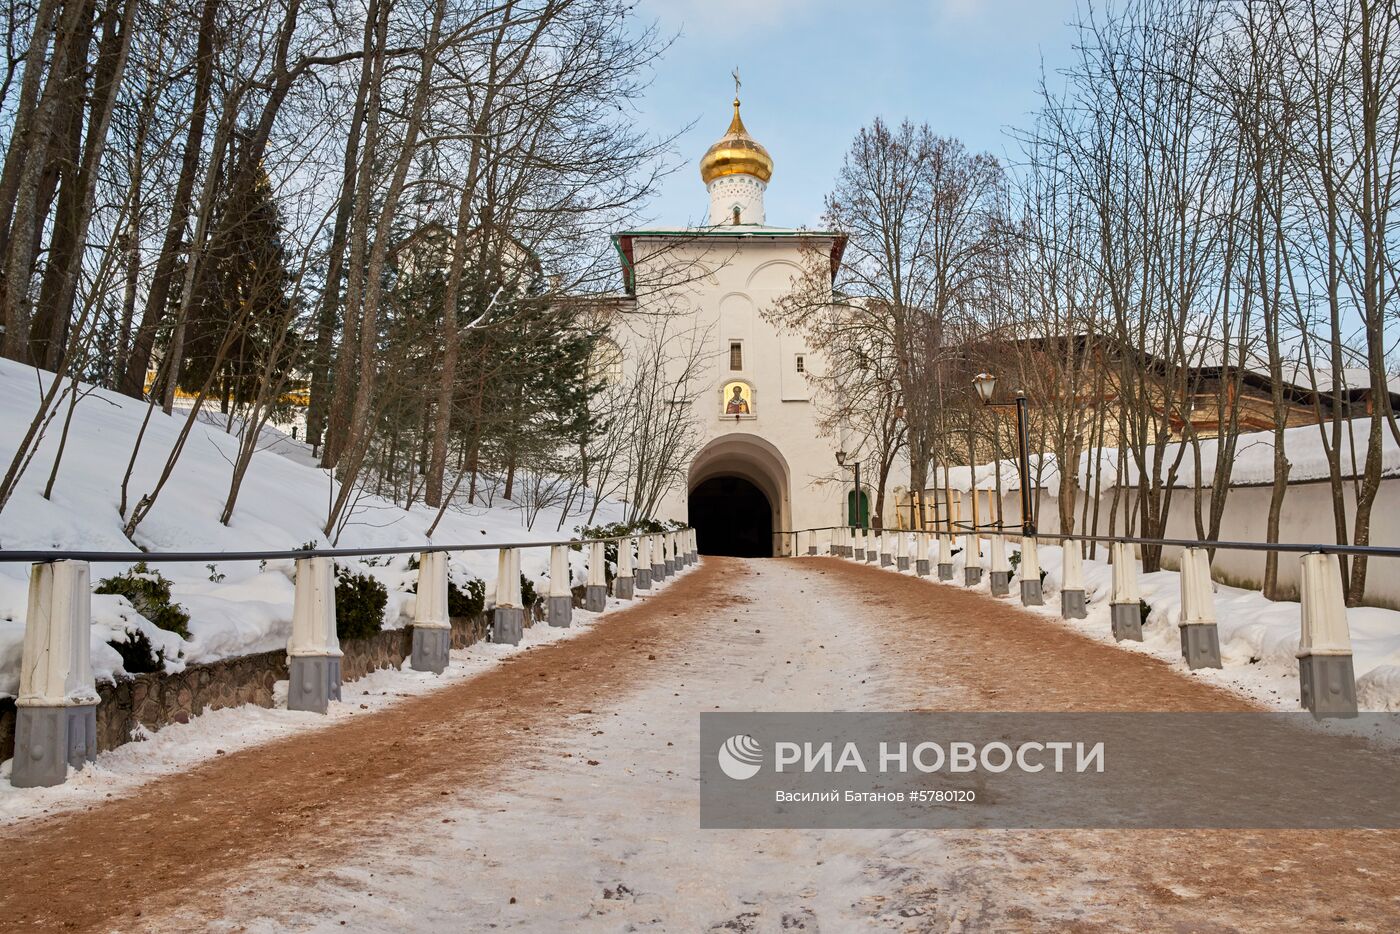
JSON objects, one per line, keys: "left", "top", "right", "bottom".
{"left": 732, "top": 205, "right": 742, "bottom": 225}
{"left": 795, "top": 354, "right": 805, "bottom": 374}
{"left": 730, "top": 341, "right": 743, "bottom": 371}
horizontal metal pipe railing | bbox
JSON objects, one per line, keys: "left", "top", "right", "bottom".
{"left": 781, "top": 524, "right": 1400, "bottom": 560}
{"left": 0, "top": 530, "right": 687, "bottom": 565}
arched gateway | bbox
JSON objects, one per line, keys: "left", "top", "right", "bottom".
{"left": 687, "top": 434, "right": 790, "bottom": 557}
{"left": 608, "top": 93, "right": 849, "bottom": 553}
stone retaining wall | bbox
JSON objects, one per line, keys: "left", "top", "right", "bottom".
{"left": 1, "top": 609, "right": 512, "bottom": 764}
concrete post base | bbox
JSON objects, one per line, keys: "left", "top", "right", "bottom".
{"left": 808, "top": 546, "right": 817, "bottom": 556}
{"left": 690, "top": 550, "right": 699, "bottom": 563}
{"left": 548, "top": 594, "right": 573, "bottom": 627}
{"left": 880, "top": 553, "right": 893, "bottom": 567}
{"left": 288, "top": 655, "right": 342, "bottom": 713}
{"left": 1061, "top": 589, "right": 1087, "bottom": 619}
{"left": 990, "top": 570, "right": 1011, "bottom": 596}
{"left": 916, "top": 559, "right": 931, "bottom": 577}
{"left": 938, "top": 563, "right": 954, "bottom": 581}
{"left": 651, "top": 562, "right": 666, "bottom": 582}
{"left": 584, "top": 584, "right": 607, "bottom": 613}
{"left": 965, "top": 567, "right": 983, "bottom": 586}
{"left": 854, "top": 548, "right": 865, "bottom": 561}
{"left": 1111, "top": 603, "right": 1143, "bottom": 641}
{"left": 410, "top": 626, "right": 451, "bottom": 673}
{"left": 11, "top": 703, "right": 97, "bottom": 788}
{"left": 492, "top": 606, "right": 525, "bottom": 645}
{"left": 897, "top": 556, "right": 910, "bottom": 571}
{"left": 866, "top": 551, "right": 878, "bottom": 564}
{"left": 1021, "top": 579, "right": 1043, "bottom": 606}
{"left": 615, "top": 577, "right": 635, "bottom": 600}
{"left": 664, "top": 558, "right": 676, "bottom": 575}
{"left": 636, "top": 568, "right": 652, "bottom": 590}
{"left": 1179, "top": 623, "right": 1222, "bottom": 669}
{"left": 1299, "top": 654, "right": 1358, "bottom": 718}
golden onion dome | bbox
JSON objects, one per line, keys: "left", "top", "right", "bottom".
{"left": 699, "top": 98, "right": 773, "bottom": 185}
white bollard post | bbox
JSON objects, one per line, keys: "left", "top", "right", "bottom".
{"left": 547, "top": 544, "right": 574, "bottom": 627}
{"left": 12, "top": 560, "right": 98, "bottom": 788}
{"left": 879, "top": 529, "right": 893, "bottom": 567}
{"left": 869, "top": 530, "right": 881, "bottom": 564}
{"left": 585, "top": 540, "right": 608, "bottom": 612}
{"left": 963, "top": 531, "right": 983, "bottom": 586}
{"left": 651, "top": 533, "right": 667, "bottom": 582}
{"left": 1178, "top": 547, "right": 1222, "bottom": 669}
{"left": 806, "top": 528, "right": 817, "bottom": 556}
{"left": 288, "top": 556, "right": 342, "bottom": 713}
{"left": 854, "top": 529, "right": 866, "bottom": 562}
{"left": 690, "top": 528, "right": 699, "bottom": 563}
{"left": 492, "top": 547, "right": 524, "bottom": 645}
{"left": 615, "top": 538, "right": 636, "bottom": 599}
{"left": 1109, "top": 541, "right": 1143, "bottom": 641}
{"left": 1019, "top": 536, "right": 1043, "bottom": 605}
{"left": 989, "top": 534, "right": 1011, "bottom": 596}
{"left": 1060, "top": 541, "right": 1087, "bottom": 619}
{"left": 636, "top": 534, "right": 653, "bottom": 589}
{"left": 664, "top": 532, "right": 677, "bottom": 575}
{"left": 895, "top": 530, "right": 910, "bottom": 571}
{"left": 411, "top": 551, "right": 452, "bottom": 673}
{"left": 1298, "top": 553, "right": 1357, "bottom": 717}
{"left": 916, "top": 532, "right": 931, "bottom": 576}
{"left": 938, "top": 533, "right": 955, "bottom": 581}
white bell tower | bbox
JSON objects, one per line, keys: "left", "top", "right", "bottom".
{"left": 699, "top": 93, "right": 774, "bottom": 227}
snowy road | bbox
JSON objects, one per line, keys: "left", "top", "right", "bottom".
{"left": 6, "top": 557, "right": 1400, "bottom": 931}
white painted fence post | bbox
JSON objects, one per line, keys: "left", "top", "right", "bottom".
{"left": 806, "top": 529, "right": 817, "bottom": 556}
{"left": 895, "top": 530, "right": 910, "bottom": 571}
{"left": 1060, "top": 542, "right": 1087, "bottom": 619}
{"left": 12, "top": 560, "right": 97, "bottom": 788}
{"left": 1109, "top": 541, "right": 1143, "bottom": 641}
{"left": 547, "top": 544, "right": 574, "bottom": 627}
{"left": 288, "top": 556, "right": 342, "bottom": 713}
{"left": 651, "top": 533, "right": 667, "bottom": 582}
{"left": 664, "top": 532, "right": 677, "bottom": 575}
{"left": 868, "top": 530, "right": 881, "bottom": 564}
{"left": 989, "top": 533, "right": 1011, "bottom": 596}
{"left": 854, "top": 529, "right": 866, "bottom": 562}
{"left": 636, "top": 535, "right": 653, "bottom": 589}
{"left": 878, "top": 529, "right": 893, "bottom": 567}
{"left": 937, "top": 533, "right": 955, "bottom": 581}
{"left": 615, "top": 538, "right": 636, "bottom": 600}
{"left": 585, "top": 540, "right": 608, "bottom": 612}
{"left": 689, "top": 528, "right": 699, "bottom": 563}
{"left": 492, "top": 547, "right": 524, "bottom": 645}
{"left": 411, "top": 552, "right": 451, "bottom": 673}
{"left": 1297, "top": 553, "right": 1357, "bottom": 717}
{"left": 1178, "top": 547, "right": 1222, "bottom": 669}
{"left": 916, "top": 532, "right": 931, "bottom": 577}
{"left": 1019, "top": 536, "right": 1043, "bottom": 605}
{"left": 963, "top": 531, "right": 983, "bottom": 586}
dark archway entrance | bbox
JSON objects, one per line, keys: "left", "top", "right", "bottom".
{"left": 689, "top": 476, "right": 774, "bottom": 557}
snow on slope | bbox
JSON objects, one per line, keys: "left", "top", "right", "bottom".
{"left": 0, "top": 358, "right": 624, "bottom": 698}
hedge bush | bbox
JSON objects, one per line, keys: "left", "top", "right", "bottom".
{"left": 334, "top": 565, "right": 388, "bottom": 641}
{"left": 448, "top": 577, "right": 486, "bottom": 617}
{"left": 95, "top": 562, "right": 191, "bottom": 639}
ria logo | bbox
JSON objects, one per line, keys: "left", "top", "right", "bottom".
{"left": 717, "top": 734, "right": 763, "bottom": 780}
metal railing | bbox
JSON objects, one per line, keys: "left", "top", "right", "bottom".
{"left": 781, "top": 522, "right": 1386, "bottom": 720}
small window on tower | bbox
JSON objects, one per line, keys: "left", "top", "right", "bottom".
{"left": 729, "top": 341, "right": 743, "bottom": 371}
{"left": 795, "top": 354, "right": 805, "bottom": 374}
{"left": 732, "top": 205, "right": 742, "bottom": 225}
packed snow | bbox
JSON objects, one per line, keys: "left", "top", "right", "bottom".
{"left": 0, "top": 356, "right": 626, "bottom": 698}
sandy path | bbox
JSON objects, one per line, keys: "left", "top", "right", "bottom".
{"left": 5, "top": 557, "right": 1399, "bottom": 932}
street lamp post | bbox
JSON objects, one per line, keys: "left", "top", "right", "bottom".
{"left": 973, "top": 372, "right": 1035, "bottom": 536}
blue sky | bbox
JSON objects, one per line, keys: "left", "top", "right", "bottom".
{"left": 631, "top": 0, "right": 1083, "bottom": 228}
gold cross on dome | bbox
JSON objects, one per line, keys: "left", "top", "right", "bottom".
{"left": 732, "top": 67, "right": 741, "bottom": 98}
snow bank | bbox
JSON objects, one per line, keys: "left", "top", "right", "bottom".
{"left": 0, "top": 357, "right": 626, "bottom": 697}
{"left": 931, "top": 538, "right": 1400, "bottom": 710}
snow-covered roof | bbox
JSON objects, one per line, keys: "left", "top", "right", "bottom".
{"left": 934, "top": 417, "right": 1400, "bottom": 493}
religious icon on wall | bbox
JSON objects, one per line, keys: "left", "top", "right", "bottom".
{"left": 723, "top": 381, "right": 753, "bottom": 416}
